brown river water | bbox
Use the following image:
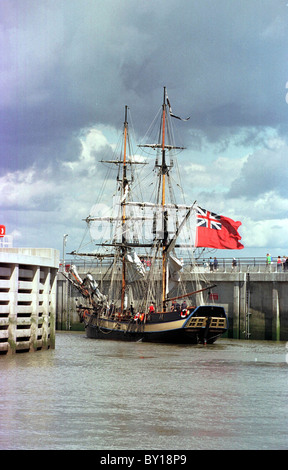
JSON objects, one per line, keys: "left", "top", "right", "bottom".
{"left": 0, "top": 332, "right": 287, "bottom": 450}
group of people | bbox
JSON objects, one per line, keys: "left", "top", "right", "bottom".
{"left": 276, "top": 255, "right": 288, "bottom": 272}
{"left": 209, "top": 257, "right": 219, "bottom": 271}
{"left": 170, "top": 300, "right": 187, "bottom": 313}
{"left": 107, "top": 300, "right": 188, "bottom": 323}
{"left": 133, "top": 302, "right": 156, "bottom": 323}
{"left": 207, "top": 256, "right": 237, "bottom": 271}
{"left": 146, "top": 300, "right": 189, "bottom": 316}
{"left": 141, "top": 258, "right": 151, "bottom": 271}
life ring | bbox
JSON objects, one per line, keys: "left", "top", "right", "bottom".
{"left": 83, "top": 309, "right": 89, "bottom": 320}
{"left": 181, "top": 309, "right": 188, "bottom": 318}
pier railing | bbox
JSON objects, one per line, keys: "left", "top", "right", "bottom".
{"left": 60, "top": 256, "right": 288, "bottom": 274}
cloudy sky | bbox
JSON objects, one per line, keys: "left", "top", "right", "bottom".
{"left": 1, "top": 0, "right": 288, "bottom": 260}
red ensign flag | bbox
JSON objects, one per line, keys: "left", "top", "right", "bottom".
{"left": 194, "top": 207, "right": 244, "bottom": 250}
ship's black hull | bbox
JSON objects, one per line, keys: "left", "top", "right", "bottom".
{"left": 85, "top": 325, "right": 221, "bottom": 344}
{"left": 84, "top": 305, "right": 228, "bottom": 345}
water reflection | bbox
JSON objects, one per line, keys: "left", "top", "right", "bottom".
{"left": 0, "top": 333, "right": 287, "bottom": 450}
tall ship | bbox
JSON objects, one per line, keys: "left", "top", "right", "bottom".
{"left": 64, "top": 88, "right": 243, "bottom": 344}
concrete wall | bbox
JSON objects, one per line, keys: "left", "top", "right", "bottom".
{"left": 204, "top": 271, "right": 288, "bottom": 341}
{"left": 0, "top": 248, "right": 59, "bottom": 355}
{"left": 56, "top": 273, "right": 77, "bottom": 331}
{"left": 56, "top": 266, "right": 288, "bottom": 341}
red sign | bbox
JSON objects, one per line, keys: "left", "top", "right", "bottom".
{"left": 0, "top": 225, "right": 5, "bottom": 237}
{"left": 209, "top": 293, "right": 219, "bottom": 300}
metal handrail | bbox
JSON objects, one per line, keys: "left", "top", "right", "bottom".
{"left": 59, "top": 256, "right": 288, "bottom": 274}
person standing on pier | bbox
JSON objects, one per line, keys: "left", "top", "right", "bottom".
{"left": 277, "top": 256, "right": 282, "bottom": 272}
{"left": 232, "top": 258, "right": 237, "bottom": 271}
{"left": 209, "top": 257, "right": 214, "bottom": 271}
{"left": 266, "top": 253, "right": 272, "bottom": 271}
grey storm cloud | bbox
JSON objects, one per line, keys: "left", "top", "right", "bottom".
{"left": 0, "top": 0, "right": 288, "bottom": 173}
{"left": 228, "top": 143, "right": 288, "bottom": 200}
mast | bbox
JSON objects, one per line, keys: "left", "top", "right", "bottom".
{"left": 138, "top": 87, "right": 186, "bottom": 312}
{"left": 161, "top": 87, "right": 168, "bottom": 311}
{"left": 121, "top": 105, "right": 128, "bottom": 311}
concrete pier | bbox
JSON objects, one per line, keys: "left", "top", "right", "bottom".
{"left": 0, "top": 248, "right": 59, "bottom": 355}
{"left": 56, "top": 262, "right": 288, "bottom": 341}
{"left": 204, "top": 271, "right": 288, "bottom": 341}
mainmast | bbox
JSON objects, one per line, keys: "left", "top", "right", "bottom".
{"left": 138, "top": 87, "right": 186, "bottom": 312}
{"left": 161, "top": 87, "right": 169, "bottom": 311}
{"left": 121, "top": 105, "right": 128, "bottom": 311}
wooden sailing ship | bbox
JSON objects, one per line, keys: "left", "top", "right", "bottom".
{"left": 65, "top": 88, "right": 228, "bottom": 344}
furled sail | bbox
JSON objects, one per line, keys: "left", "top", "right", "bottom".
{"left": 167, "top": 254, "right": 183, "bottom": 294}
{"left": 124, "top": 250, "right": 146, "bottom": 283}
{"left": 68, "top": 265, "right": 108, "bottom": 305}
{"left": 82, "top": 273, "right": 107, "bottom": 303}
